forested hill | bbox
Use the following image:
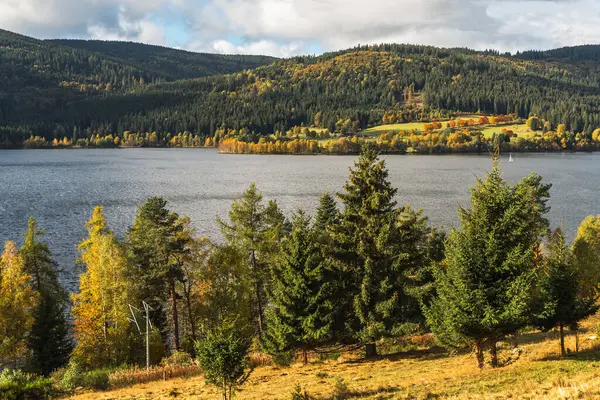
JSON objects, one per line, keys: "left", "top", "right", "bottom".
{"left": 3, "top": 36, "right": 600, "bottom": 148}
{"left": 0, "top": 29, "right": 276, "bottom": 139}
{"left": 516, "top": 45, "right": 600, "bottom": 62}
{"left": 49, "top": 39, "right": 276, "bottom": 80}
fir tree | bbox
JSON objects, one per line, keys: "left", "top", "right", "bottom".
{"left": 425, "top": 154, "right": 550, "bottom": 368}
{"left": 127, "top": 197, "right": 191, "bottom": 352}
{"left": 218, "top": 183, "right": 284, "bottom": 339}
{"left": 331, "top": 146, "right": 430, "bottom": 357}
{"left": 313, "top": 193, "right": 339, "bottom": 233}
{"left": 264, "top": 210, "right": 334, "bottom": 363}
{"left": 533, "top": 229, "right": 598, "bottom": 356}
{"left": 20, "top": 217, "right": 72, "bottom": 375}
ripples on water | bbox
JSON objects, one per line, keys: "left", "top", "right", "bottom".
{"left": 1, "top": 149, "right": 599, "bottom": 292}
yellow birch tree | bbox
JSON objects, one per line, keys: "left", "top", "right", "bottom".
{"left": 71, "top": 207, "right": 131, "bottom": 367}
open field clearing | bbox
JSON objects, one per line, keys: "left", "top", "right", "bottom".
{"left": 362, "top": 117, "right": 494, "bottom": 136}
{"left": 481, "top": 124, "right": 531, "bottom": 138}
{"left": 362, "top": 122, "right": 432, "bottom": 135}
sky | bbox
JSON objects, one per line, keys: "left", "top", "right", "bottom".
{"left": 1, "top": 0, "right": 600, "bottom": 57}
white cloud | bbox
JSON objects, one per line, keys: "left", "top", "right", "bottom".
{"left": 1, "top": 0, "right": 600, "bottom": 55}
{"left": 0, "top": 0, "right": 169, "bottom": 41}
{"left": 87, "top": 6, "right": 166, "bottom": 46}
{"left": 185, "top": 0, "right": 600, "bottom": 53}
{"left": 200, "top": 39, "right": 305, "bottom": 57}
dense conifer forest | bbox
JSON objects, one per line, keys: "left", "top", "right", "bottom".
{"left": 3, "top": 29, "right": 600, "bottom": 152}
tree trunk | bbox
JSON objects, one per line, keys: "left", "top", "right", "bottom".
{"left": 490, "top": 340, "right": 498, "bottom": 368}
{"left": 475, "top": 340, "right": 485, "bottom": 369}
{"left": 575, "top": 329, "right": 580, "bottom": 352}
{"left": 251, "top": 250, "right": 264, "bottom": 339}
{"left": 169, "top": 277, "right": 180, "bottom": 351}
{"left": 365, "top": 343, "right": 377, "bottom": 358}
{"left": 185, "top": 290, "right": 197, "bottom": 343}
{"left": 303, "top": 349, "right": 308, "bottom": 365}
{"left": 559, "top": 322, "right": 566, "bottom": 357}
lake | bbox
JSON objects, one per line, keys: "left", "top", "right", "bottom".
{"left": 1, "top": 149, "right": 599, "bottom": 291}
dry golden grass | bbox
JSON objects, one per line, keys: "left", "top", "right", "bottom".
{"left": 68, "top": 317, "right": 600, "bottom": 400}
{"left": 109, "top": 364, "right": 202, "bottom": 389}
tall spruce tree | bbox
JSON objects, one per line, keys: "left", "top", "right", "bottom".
{"left": 533, "top": 229, "right": 598, "bottom": 357}
{"left": 331, "top": 146, "right": 431, "bottom": 357}
{"left": 127, "top": 197, "right": 190, "bottom": 352}
{"left": 20, "top": 217, "right": 72, "bottom": 375}
{"left": 313, "top": 193, "right": 339, "bottom": 234}
{"left": 425, "top": 153, "right": 551, "bottom": 368}
{"left": 264, "top": 210, "right": 335, "bottom": 363}
{"left": 218, "top": 183, "right": 285, "bottom": 339}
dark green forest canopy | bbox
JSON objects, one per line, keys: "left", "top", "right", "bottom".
{"left": 3, "top": 29, "right": 600, "bottom": 146}
{"left": 49, "top": 39, "right": 277, "bottom": 80}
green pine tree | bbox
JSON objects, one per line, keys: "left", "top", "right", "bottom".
{"left": 127, "top": 197, "right": 191, "bottom": 352}
{"left": 533, "top": 228, "right": 598, "bottom": 357}
{"left": 20, "top": 217, "right": 72, "bottom": 375}
{"left": 425, "top": 154, "right": 551, "bottom": 368}
{"left": 218, "top": 183, "right": 285, "bottom": 340}
{"left": 264, "top": 210, "right": 335, "bottom": 364}
{"left": 313, "top": 193, "right": 339, "bottom": 234}
{"left": 331, "top": 146, "right": 431, "bottom": 357}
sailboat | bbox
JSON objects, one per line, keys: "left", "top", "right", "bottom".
{"left": 509, "top": 153, "right": 514, "bottom": 163}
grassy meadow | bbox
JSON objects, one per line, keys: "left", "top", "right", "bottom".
{"left": 480, "top": 124, "right": 532, "bottom": 139}
{"left": 68, "top": 316, "right": 600, "bottom": 400}
{"left": 362, "top": 122, "right": 428, "bottom": 135}
{"left": 361, "top": 116, "right": 511, "bottom": 137}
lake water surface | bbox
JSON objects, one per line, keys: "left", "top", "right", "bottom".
{"left": 1, "top": 149, "right": 599, "bottom": 291}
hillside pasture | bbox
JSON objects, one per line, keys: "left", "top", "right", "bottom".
{"left": 481, "top": 123, "right": 532, "bottom": 138}
{"left": 69, "top": 316, "right": 600, "bottom": 400}
{"left": 362, "top": 116, "right": 495, "bottom": 137}
{"left": 362, "top": 122, "right": 429, "bottom": 135}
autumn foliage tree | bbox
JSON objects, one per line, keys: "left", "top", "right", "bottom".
{"left": 0, "top": 241, "right": 37, "bottom": 368}
{"left": 572, "top": 215, "right": 600, "bottom": 298}
{"left": 533, "top": 229, "right": 598, "bottom": 356}
{"left": 71, "top": 207, "right": 132, "bottom": 367}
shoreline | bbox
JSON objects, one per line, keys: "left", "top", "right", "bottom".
{"left": 2, "top": 147, "right": 599, "bottom": 156}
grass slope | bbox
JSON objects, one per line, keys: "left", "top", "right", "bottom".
{"left": 363, "top": 117, "right": 493, "bottom": 136}
{"left": 363, "top": 122, "right": 427, "bottom": 135}
{"left": 481, "top": 124, "right": 532, "bottom": 139}
{"left": 70, "top": 317, "right": 600, "bottom": 399}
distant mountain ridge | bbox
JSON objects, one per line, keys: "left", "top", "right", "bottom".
{"left": 0, "top": 28, "right": 276, "bottom": 130}
{"left": 3, "top": 29, "right": 600, "bottom": 148}
{"left": 49, "top": 39, "right": 276, "bottom": 80}
{"left": 517, "top": 45, "right": 600, "bottom": 62}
